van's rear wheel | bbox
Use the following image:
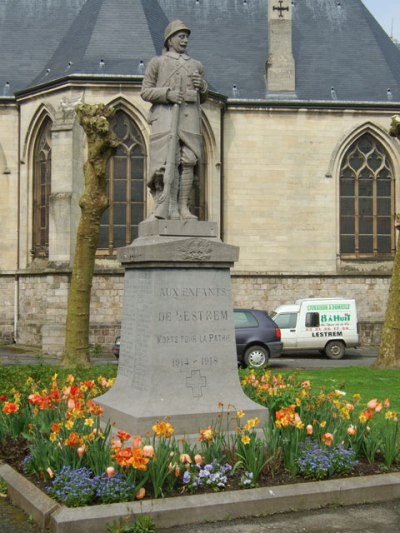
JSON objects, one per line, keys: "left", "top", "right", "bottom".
{"left": 244, "top": 346, "right": 269, "bottom": 369}
{"left": 325, "top": 341, "right": 345, "bottom": 360}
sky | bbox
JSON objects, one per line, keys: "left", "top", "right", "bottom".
{"left": 362, "top": 0, "right": 400, "bottom": 41}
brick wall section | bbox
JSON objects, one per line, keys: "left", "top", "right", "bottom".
{"left": 16, "top": 271, "right": 124, "bottom": 354}
{"left": 1, "top": 271, "right": 389, "bottom": 353}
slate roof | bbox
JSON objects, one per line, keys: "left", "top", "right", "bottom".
{"left": 0, "top": 0, "right": 399, "bottom": 102}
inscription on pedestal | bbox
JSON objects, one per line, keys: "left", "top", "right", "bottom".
{"left": 118, "top": 269, "right": 236, "bottom": 398}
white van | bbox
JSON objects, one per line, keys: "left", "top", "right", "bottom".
{"left": 270, "top": 298, "right": 359, "bottom": 359}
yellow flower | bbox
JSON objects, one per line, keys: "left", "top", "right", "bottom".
{"left": 49, "top": 432, "right": 58, "bottom": 442}
{"left": 320, "top": 421, "right": 326, "bottom": 428}
{"left": 236, "top": 410, "right": 245, "bottom": 419}
{"left": 84, "top": 418, "right": 94, "bottom": 427}
{"left": 241, "top": 435, "right": 251, "bottom": 445}
{"left": 65, "top": 420, "right": 74, "bottom": 430}
{"left": 244, "top": 417, "right": 260, "bottom": 431}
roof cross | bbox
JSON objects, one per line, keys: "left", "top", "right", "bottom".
{"left": 273, "top": 0, "right": 289, "bottom": 18}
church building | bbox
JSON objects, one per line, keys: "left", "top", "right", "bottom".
{"left": 1, "top": 0, "right": 400, "bottom": 354}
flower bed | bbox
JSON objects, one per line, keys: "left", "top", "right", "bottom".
{"left": 0, "top": 370, "right": 399, "bottom": 510}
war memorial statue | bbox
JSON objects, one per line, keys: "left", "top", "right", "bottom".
{"left": 141, "top": 20, "right": 208, "bottom": 220}
{"left": 95, "top": 21, "right": 268, "bottom": 439}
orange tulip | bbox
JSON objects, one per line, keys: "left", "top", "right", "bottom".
{"left": 347, "top": 425, "right": 356, "bottom": 437}
{"left": 135, "top": 487, "right": 146, "bottom": 500}
{"left": 322, "top": 432, "right": 333, "bottom": 446}
{"left": 117, "top": 431, "right": 131, "bottom": 443}
{"left": 384, "top": 398, "right": 390, "bottom": 409}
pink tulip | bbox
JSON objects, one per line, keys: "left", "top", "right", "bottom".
{"left": 46, "top": 467, "right": 54, "bottom": 478}
{"left": 106, "top": 466, "right": 115, "bottom": 479}
{"left": 194, "top": 454, "right": 203, "bottom": 465}
{"left": 132, "top": 436, "right": 142, "bottom": 449}
{"left": 67, "top": 398, "right": 75, "bottom": 410}
{"left": 367, "top": 398, "right": 378, "bottom": 410}
{"left": 77, "top": 446, "right": 86, "bottom": 458}
{"left": 143, "top": 445, "right": 154, "bottom": 458}
{"left": 180, "top": 453, "right": 192, "bottom": 464}
{"left": 306, "top": 424, "right": 313, "bottom": 436}
{"left": 111, "top": 437, "right": 122, "bottom": 450}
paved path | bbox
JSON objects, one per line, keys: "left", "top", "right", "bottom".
{"left": 0, "top": 343, "right": 117, "bottom": 366}
{"left": 0, "top": 496, "right": 39, "bottom": 533}
{"left": 160, "top": 500, "right": 400, "bottom": 533}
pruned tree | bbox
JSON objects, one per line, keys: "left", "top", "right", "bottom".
{"left": 375, "top": 115, "right": 400, "bottom": 369}
{"left": 60, "top": 103, "right": 118, "bottom": 367}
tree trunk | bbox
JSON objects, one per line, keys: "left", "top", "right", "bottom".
{"left": 375, "top": 221, "right": 400, "bottom": 368}
{"left": 374, "top": 115, "right": 400, "bottom": 369}
{"left": 60, "top": 104, "right": 117, "bottom": 367}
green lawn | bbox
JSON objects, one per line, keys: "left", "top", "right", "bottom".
{"left": 274, "top": 367, "right": 400, "bottom": 410}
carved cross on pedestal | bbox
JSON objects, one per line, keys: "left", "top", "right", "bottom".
{"left": 186, "top": 369, "right": 207, "bottom": 398}
{"left": 273, "top": 0, "right": 289, "bottom": 18}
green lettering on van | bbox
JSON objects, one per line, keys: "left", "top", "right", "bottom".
{"left": 307, "top": 304, "right": 350, "bottom": 311}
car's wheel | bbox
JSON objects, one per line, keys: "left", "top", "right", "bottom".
{"left": 325, "top": 340, "right": 345, "bottom": 360}
{"left": 244, "top": 345, "right": 269, "bottom": 369}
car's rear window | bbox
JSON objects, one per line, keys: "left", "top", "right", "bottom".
{"left": 234, "top": 311, "right": 258, "bottom": 328}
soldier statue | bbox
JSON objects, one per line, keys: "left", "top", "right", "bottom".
{"left": 141, "top": 20, "right": 208, "bottom": 220}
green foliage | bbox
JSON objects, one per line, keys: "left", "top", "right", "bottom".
{"left": 0, "top": 365, "right": 117, "bottom": 397}
{"left": 107, "top": 516, "right": 156, "bottom": 533}
{"left": 0, "top": 478, "right": 7, "bottom": 495}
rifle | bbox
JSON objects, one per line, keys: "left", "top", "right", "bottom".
{"left": 153, "top": 79, "right": 182, "bottom": 219}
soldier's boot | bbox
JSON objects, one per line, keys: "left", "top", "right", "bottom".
{"left": 179, "top": 166, "right": 197, "bottom": 220}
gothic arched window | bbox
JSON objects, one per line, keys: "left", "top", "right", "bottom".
{"left": 340, "top": 133, "right": 395, "bottom": 258}
{"left": 32, "top": 118, "right": 52, "bottom": 258}
{"left": 98, "top": 111, "right": 146, "bottom": 252}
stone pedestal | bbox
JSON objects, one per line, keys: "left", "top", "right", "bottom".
{"left": 96, "top": 220, "right": 268, "bottom": 439}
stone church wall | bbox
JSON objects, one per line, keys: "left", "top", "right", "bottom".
{"left": 0, "top": 276, "right": 14, "bottom": 341}
{"left": 0, "top": 270, "right": 387, "bottom": 353}
{"left": 223, "top": 107, "right": 400, "bottom": 275}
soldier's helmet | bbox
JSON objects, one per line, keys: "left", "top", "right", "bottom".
{"left": 164, "top": 20, "right": 191, "bottom": 47}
